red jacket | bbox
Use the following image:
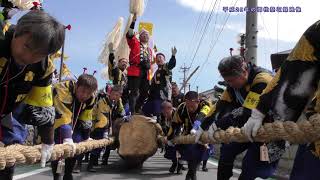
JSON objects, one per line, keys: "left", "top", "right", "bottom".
{"left": 127, "top": 35, "right": 152, "bottom": 78}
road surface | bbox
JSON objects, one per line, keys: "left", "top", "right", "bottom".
{"left": 13, "top": 151, "right": 241, "bottom": 180}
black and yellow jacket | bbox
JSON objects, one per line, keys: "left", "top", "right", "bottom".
{"left": 0, "top": 25, "right": 55, "bottom": 126}
{"left": 303, "top": 92, "right": 320, "bottom": 157}
{"left": 159, "top": 109, "right": 176, "bottom": 136}
{"left": 0, "top": 19, "right": 10, "bottom": 39}
{"left": 201, "top": 63, "right": 273, "bottom": 130}
{"left": 305, "top": 92, "right": 320, "bottom": 119}
{"left": 253, "top": 20, "right": 320, "bottom": 159}
{"left": 256, "top": 20, "right": 320, "bottom": 122}
{"left": 167, "top": 100, "right": 212, "bottom": 140}
{"left": 53, "top": 80, "right": 95, "bottom": 130}
{"left": 93, "top": 97, "right": 111, "bottom": 130}
{"left": 92, "top": 95, "right": 125, "bottom": 130}
{"left": 150, "top": 56, "right": 176, "bottom": 100}
{"left": 172, "top": 93, "right": 184, "bottom": 108}
{"left": 108, "top": 53, "right": 127, "bottom": 87}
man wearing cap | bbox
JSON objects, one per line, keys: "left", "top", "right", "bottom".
{"left": 126, "top": 14, "right": 153, "bottom": 114}
{"left": 195, "top": 55, "right": 279, "bottom": 180}
{"left": 166, "top": 91, "right": 212, "bottom": 180}
{"left": 143, "top": 47, "right": 177, "bottom": 119}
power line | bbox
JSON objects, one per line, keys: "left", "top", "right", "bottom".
{"left": 208, "top": 0, "right": 221, "bottom": 40}
{"left": 189, "top": 0, "right": 219, "bottom": 69}
{"left": 276, "top": 1, "right": 279, "bottom": 53}
{"left": 181, "top": 0, "right": 207, "bottom": 65}
{"left": 259, "top": 13, "right": 273, "bottom": 64}
{"left": 192, "top": 0, "right": 239, "bottom": 86}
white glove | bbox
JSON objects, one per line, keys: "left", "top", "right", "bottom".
{"left": 40, "top": 144, "right": 54, "bottom": 168}
{"left": 85, "top": 138, "right": 93, "bottom": 141}
{"left": 123, "top": 115, "right": 131, "bottom": 122}
{"left": 108, "top": 42, "right": 114, "bottom": 53}
{"left": 103, "top": 132, "right": 109, "bottom": 139}
{"left": 171, "top": 46, "right": 177, "bottom": 56}
{"left": 63, "top": 138, "right": 76, "bottom": 155}
{"left": 243, "top": 109, "right": 265, "bottom": 142}
{"left": 190, "top": 129, "right": 197, "bottom": 135}
{"left": 167, "top": 140, "right": 175, "bottom": 147}
{"left": 194, "top": 127, "right": 203, "bottom": 143}
{"left": 208, "top": 123, "right": 218, "bottom": 141}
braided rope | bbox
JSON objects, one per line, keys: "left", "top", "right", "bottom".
{"left": 3, "top": 114, "right": 320, "bottom": 169}
{"left": 159, "top": 114, "right": 320, "bottom": 145}
{"left": 0, "top": 138, "right": 114, "bottom": 170}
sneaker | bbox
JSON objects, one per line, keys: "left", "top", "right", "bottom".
{"left": 169, "top": 163, "right": 177, "bottom": 173}
{"left": 202, "top": 167, "right": 208, "bottom": 172}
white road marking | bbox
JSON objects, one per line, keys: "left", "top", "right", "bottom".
{"left": 13, "top": 167, "right": 50, "bottom": 180}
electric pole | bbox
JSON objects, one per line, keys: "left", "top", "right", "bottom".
{"left": 245, "top": 0, "right": 258, "bottom": 64}
{"left": 179, "top": 66, "right": 200, "bottom": 93}
{"left": 180, "top": 63, "right": 190, "bottom": 94}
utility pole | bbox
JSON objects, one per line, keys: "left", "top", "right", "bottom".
{"left": 180, "top": 63, "right": 190, "bottom": 94}
{"left": 245, "top": 0, "right": 258, "bottom": 64}
{"left": 196, "top": 86, "right": 199, "bottom": 93}
{"left": 179, "top": 66, "right": 200, "bottom": 93}
{"left": 188, "top": 84, "right": 191, "bottom": 92}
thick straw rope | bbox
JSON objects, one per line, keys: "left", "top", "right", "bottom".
{"left": 4, "top": 113, "right": 320, "bottom": 169}
{"left": 0, "top": 138, "right": 114, "bottom": 170}
{"left": 157, "top": 114, "right": 320, "bottom": 146}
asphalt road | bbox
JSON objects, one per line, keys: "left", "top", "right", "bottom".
{"left": 14, "top": 151, "right": 240, "bottom": 180}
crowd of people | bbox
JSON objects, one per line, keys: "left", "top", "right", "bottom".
{"left": 1, "top": 1, "right": 320, "bottom": 180}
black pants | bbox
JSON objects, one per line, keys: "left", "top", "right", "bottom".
{"left": 203, "top": 160, "right": 207, "bottom": 167}
{"left": 186, "top": 161, "right": 199, "bottom": 180}
{"left": 51, "top": 157, "right": 76, "bottom": 180}
{"left": 0, "top": 166, "right": 14, "bottom": 180}
{"left": 128, "top": 75, "right": 149, "bottom": 114}
{"left": 103, "top": 146, "right": 111, "bottom": 164}
{"left": 121, "top": 86, "right": 129, "bottom": 106}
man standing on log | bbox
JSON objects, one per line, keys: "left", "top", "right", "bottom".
{"left": 242, "top": 20, "right": 320, "bottom": 180}
{"left": 167, "top": 91, "right": 212, "bottom": 180}
{"left": 195, "top": 55, "right": 278, "bottom": 180}
{"left": 0, "top": 10, "right": 65, "bottom": 179}
{"left": 51, "top": 74, "right": 97, "bottom": 180}
{"left": 107, "top": 42, "right": 129, "bottom": 87}
{"left": 143, "top": 48, "right": 177, "bottom": 120}
{"left": 107, "top": 42, "right": 129, "bottom": 108}
{"left": 126, "top": 14, "right": 153, "bottom": 115}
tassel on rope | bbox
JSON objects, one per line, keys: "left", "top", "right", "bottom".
{"left": 229, "top": 48, "right": 234, "bottom": 56}
{"left": 83, "top": 67, "right": 87, "bottom": 74}
{"left": 65, "top": 24, "right": 72, "bottom": 31}
{"left": 58, "top": 24, "right": 71, "bottom": 82}
{"left": 32, "top": 2, "right": 40, "bottom": 8}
